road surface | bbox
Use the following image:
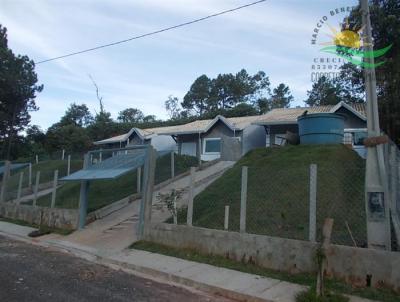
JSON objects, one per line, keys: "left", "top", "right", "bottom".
{"left": 0, "top": 236, "right": 232, "bottom": 302}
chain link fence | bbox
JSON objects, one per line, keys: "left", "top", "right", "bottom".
{"left": 384, "top": 140, "right": 400, "bottom": 250}
{"left": 165, "top": 145, "right": 375, "bottom": 248}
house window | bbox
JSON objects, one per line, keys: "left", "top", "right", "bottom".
{"left": 203, "top": 138, "right": 221, "bottom": 154}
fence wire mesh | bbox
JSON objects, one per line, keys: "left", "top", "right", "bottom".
{"left": 165, "top": 145, "right": 380, "bottom": 249}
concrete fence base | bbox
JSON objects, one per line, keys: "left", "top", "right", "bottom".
{"left": 145, "top": 223, "right": 400, "bottom": 293}
{"left": 0, "top": 202, "right": 79, "bottom": 230}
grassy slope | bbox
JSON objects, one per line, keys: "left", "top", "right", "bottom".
{"left": 5, "top": 160, "right": 83, "bottom": 198}
{"left": 177, "top": 145, "right": 366, "bottom": 246}
{"left": 36, "top": 154, "right": 197, "bottom": 212}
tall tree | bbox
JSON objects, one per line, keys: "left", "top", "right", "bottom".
{"left": 0, "top": 24, "right": 43, "bottom": 159}
{"left": 305, "top": 76, "right": 342, "bottom": 106}
{"left": 164, "top": 96, "right": 181, "bottom": 120}
{"left": 117, "top": 108, "right": 144, "bottom": 123}
{"left": 270, "top": 83, "right": 294, "bottom": 109}
{"left": 60, "top": 103, "right": 93, "bottom": 127}
{"left": 182, "top": 75, "right": 211, "bottom": 116}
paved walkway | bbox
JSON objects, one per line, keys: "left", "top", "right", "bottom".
{"left": 0, "top": 221, "right": 376, "bottom": 302}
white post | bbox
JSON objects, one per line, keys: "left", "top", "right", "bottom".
{"left": 90, "top": 154, "right": 93, "bottom": 164}
{"left": 187, "top": 167, "right": 196, "bottom": 226}
{"left": 173, "top": 201, "right": 178, "bottom": 225}
{"left": 309, "top": 164, "right": 318, "bottom": 242}
{"left": 51, "top": 170, "right": 58, "bottom": 208}
{"left": 99, "top": 152, "right": 102, "bottom": 162}
{"left": 35, "top": 155, "right": 39, "bottom": 164}
{"left": 224, "top": 205, "right": 230, "bottom": 230}
{"left": 61, "top": 149, "right": 65, "bottom": 160}
{"left": 137, "top": 166, "right": 141, "bottom": 193}
{"left": 0, "top": 161, "right": 11, "bottom": 203}
{"left": 240, "top": 166, "right": 248, "bottom": 233}
{"left": 28, "top": 163, "right": 32, "bottom": 189}
{"left": 67, "top": 155, "right": 71, "bottom": 176}
{"left": 33, "top": 171, "right": 41, "bottom": 206}
{"left": 16, "top": 172, "right": 24, "bottom": 203}
{"left": 171, "top": 151, "right": 175, "bottom": 179}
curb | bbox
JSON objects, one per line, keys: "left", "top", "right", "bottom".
{"left": 0, "top": 229, "right": 272, "bottom": 302}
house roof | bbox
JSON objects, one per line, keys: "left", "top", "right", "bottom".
{"left": 156, "top": 115, "right": 264, "bottom": 135}
{"left": 254, "top": 102, "right": 366, "bottom": 126}
{"left": 93, "top": 127, "right": 159, "bottom": 145}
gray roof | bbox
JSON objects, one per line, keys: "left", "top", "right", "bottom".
{"left": 254, "top": 102, "right": 366, "bottom": 126}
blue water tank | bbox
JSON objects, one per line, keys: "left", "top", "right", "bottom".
{"left": 298, "top": 113, "right": 344, "bottom": 144}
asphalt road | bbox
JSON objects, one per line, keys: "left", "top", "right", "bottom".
{"left": 0, "top": 236, "right": 232, "bottom": 302}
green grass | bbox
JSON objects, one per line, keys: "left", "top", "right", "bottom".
{"left": 35, "top": 154, "right": 197, "bottom": 212}
{"left": 5, "top": 160, "right": 83, "bottom": 200}
{"left": 172, "top": 145, "right": 366, "bottom": 246}
{"left": 0, "top": 217, "right": 73, "bottom": 236}
{"left": 131, "top": 241, "right": 400, "bottom": 302}
{"left": 296, "top": 289, "right": 349, "bottom": 302}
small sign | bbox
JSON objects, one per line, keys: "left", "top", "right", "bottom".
{"left": 368, "top": 192, "right": 385, "bottom": 220}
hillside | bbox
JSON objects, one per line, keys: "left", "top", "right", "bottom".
{"left": 35, "top": 154, "right": 197, "bottom": 212}
{"left": 5, "top": 160, "right": 83, "bottom": 200}
{"left": 183, "top": 145, "right": 366, "bottom": 246}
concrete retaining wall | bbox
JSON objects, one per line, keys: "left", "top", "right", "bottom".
{"left": 0, "top": 202, "right": 78, "bottom": 230}
{"left": 145, "top": 223, "right": 400, "bottom": 292}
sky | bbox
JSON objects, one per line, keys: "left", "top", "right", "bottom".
{"left": 1, "top": 0, "right": 359, "bottom": 131}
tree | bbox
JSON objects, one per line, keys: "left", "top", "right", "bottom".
{"left": 270, "top": 83, "right": 294, "bottom": 109}
{"left": 335, "top": 63, "right": 365, "bottom": 104}
{"left": 0, "top": 24, "right": 43, "bottom": 159}
{"left": 59, "top": 103, "right": 93, "bottom": 127}
{"left": 46, "top": 124, "right": 91, "bottom": 154}
{"left": 117, "top": 108, "right": 144, "bottom": 123}
{"left": 182, "top": 75, "right": 211, "bottom": 116}
{"left": 226, "top": 103, "right": 258, "bottom": 117}
{"left": 143, "top": 115, "right": 158, "bottom": 123}
{"left": 164, "top": 96, "right": 181, "bottom": 120}
{"left": 305, "top": 76, "right": 342, "bottom": 106}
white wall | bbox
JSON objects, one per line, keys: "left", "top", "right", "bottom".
{"left": 242, "top": 125, "right": 266, "bottom": 155}
{"left": 150, "top": 135, "right": 176, "bottom": 151}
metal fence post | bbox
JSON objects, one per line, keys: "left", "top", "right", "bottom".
{"left": 224, "top": 205, "right": 230, "bottom": 230}
{"left": 78, "top": 154, "right": 90, "bottom": 229}
{"left": 67, "top": 155, "right": 71, "bottom": 176}
{"left": 309, "top": 164, "right": 318, "bottom": 242}
{"left": 240, "top": 166, "right": 248, "bottom": 233}
{"left": 0, "top": 161, "right": 11, "bottom": 203}
{"left": 62, "top": 149, "right": 65, "bottom": 160}
{"left": 171, "top": 151, "right": 175, "bottom": 179}
{"left": 16, "top": 172, "right": 24, "bottom": 203}
{"left": 138, "top": 146, "right": 157, "bottom": 239}
{"left": 33, "top": 171, "right": 41, "bottom": 206}
{"left": 51, "top": 170, "right": 59, "bottom": 208}
{"left": 137, "top": 167, "right": 141, "bottom": 193}
{"left": 187, "top": 167, "right": 196, "bottom": 226}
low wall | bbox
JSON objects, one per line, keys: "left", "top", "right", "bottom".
{"left": 0, "top": 202, "right": 78, "bottom": 230}
{"left": 145, "top": 223, "right": 400, "bottom": 292}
